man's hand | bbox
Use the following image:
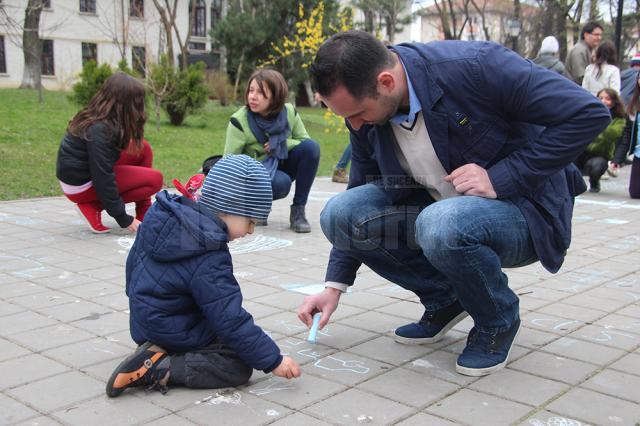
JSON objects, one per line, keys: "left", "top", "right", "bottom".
{"left": 264, "top": 142, "right": 271, "bottom": 153}
{"left": 272, "top": 356, "right": 301, "bottom": 379}
{"left": 297, "top": 287, "right": 342, "bottom": 329}
{"left": 444, "top": 163, "right": 497, "bottom": 199}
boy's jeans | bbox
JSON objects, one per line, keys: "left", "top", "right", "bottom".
{"left": 320, "top": 184, "right": 538, "bottom": 334}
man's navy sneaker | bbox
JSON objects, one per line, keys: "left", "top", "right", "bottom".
{"left": 456, "top": 319, "right": 521, "bottom": 376}
{"left": 394, "top": 300, "right": 468, "bottom": 345}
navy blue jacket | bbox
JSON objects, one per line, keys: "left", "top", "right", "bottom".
{"left": 126, "top": 191, "right": 282, "bottom": 373}
{"left": 326, "top": 41, "right": 610, "bottom": 285}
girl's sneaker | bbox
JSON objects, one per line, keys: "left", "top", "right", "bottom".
{"left": 76, "top": 203, "right": 110, "bottom": 233}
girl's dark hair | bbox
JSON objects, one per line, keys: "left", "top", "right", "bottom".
{"left": 245, "top": 68, "right": 288, "bottom": 117}
{"left": 628, "top": 71, "right": 640, "bottom": 116}
{"left": 597, "top": 88, "right": 625, "bottom": 118}
{"left": 67, "top": 71, "right": 146, "bottom": 151}
{"left": 593, "top": 41, "right": 617, "bottom": 79}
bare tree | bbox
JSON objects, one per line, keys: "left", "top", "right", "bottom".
{"left": 150, "top": 0, "right": 196, "bottom": 70}
{"left": 20, "top": 0, "right": 44, "bottom": 92}
{"left": 89, "top": 1, "right": 130, "bottom": 63}
{"left": 0, "top": 0, "right": 68, "bottom": 102}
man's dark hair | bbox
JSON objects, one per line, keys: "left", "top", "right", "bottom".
{"left": 309, "top": 30, "right": 395, "bottom": 100}
{"left": 581, "top": 21, "right": 603, "bottom": 40}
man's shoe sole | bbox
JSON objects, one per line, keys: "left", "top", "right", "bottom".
{"left": 394, "top": 311, "right": 469, "bottom": 345}
{"left": 455, "top": 322, "right": 521, "bottom": 377}
{"left": 106, "top": 341, "right": 154, "bottom": 398}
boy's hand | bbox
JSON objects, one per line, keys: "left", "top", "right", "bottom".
{"left": 272, "top": 356, "right": 301, "bottom": 379}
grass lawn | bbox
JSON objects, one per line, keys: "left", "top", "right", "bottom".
{"left": 0, "top": 88, "right": 350, "bottom": 201}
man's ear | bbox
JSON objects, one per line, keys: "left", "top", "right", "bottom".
{"left": 377, "top": 71, "right": 395, "bottom": 94}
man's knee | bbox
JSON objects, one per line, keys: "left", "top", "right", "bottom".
{"left": 415, "top": 199, "right": 473, "bottom": 257}
{"left": 320, "top": 184, "right": 388, "bottom": 246}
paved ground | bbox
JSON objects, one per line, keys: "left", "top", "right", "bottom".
{"left": 1, "top": 169, "right": 640, "bottom": 426}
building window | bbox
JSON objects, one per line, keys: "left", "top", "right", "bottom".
{"left": 79, "top": 0, "right": 96, "bottom": 13}
{"left": 81, "top": 42, "right": 97, "bottom": 66}
{"left": 130, "top": 0, "right": 143, "bottom": 18}
{"left": 41, "top": 39, "right": 54, "bottom": 75}
{"left": 191, "top": 0, "right": 206, "bottom": 37}
{"left": 189, "top": 42, "right": 206, "bottom": 51}
{"left": 210, "top": 0, "right": 221, "bottom": 29}
{"left": 0, "top": 36, "right": 6, "bottom": 73}
{"left": 132, "top": 46, "right": 145, "bottom": 77}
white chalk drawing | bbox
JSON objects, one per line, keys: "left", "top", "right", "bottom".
{"left": 281, "top": 283, "right": 325, "bottom": 295}
{"left": 573, "top": 215, "right": 593, "bottom": 221}
{"left": 307, "top": 191, "right": 339, "bottom": 201}
{"left": 266, "top": 410, "right": 280, "bottom": 416}
{"left": 314, "top": 356, "right": 370, "bottom": 374}
{"left": 275, "top": 319, "right": 308, "bottom": 333}
{"left": 581, "top": 326, "right": 637, "bottom": 343}
{"left": 229, "top": 235, "right": 292, "bottom": 255}
{"left": 575, "top": 198, "right": 640, "bottom": 210}
{"left": 559, "top": 283, "right": 589, "bottom": 293}
{"left": 608, "top": 416, "right": 623, "bottom": 423}
{"left": 297, "top": 348, "right": 324, "bottom": 360}
{"left": 249, "top": 380, "right": 296, "bottom": 396}
{"left": 0, "top": 254, "right": 49, "bottom": 278}
{"left": 357, "top": 414, "right": 374, "bottom": 423}
{"left": 412, "top": 359, "right": 434, "bottom": 368}
{"left": 0, "top": 212, "right": 48, "bottom": 225}
{"left": 117, "top": 236, "right": 135, "bottom": 251}
{"left": 233, "top": 271, "right": 254, "bottom": 279}
{"left": 597, "top": 218, "right": 629, "bottom": 225}
{"left": 196, "top": 390, "right": 242, "bottom": 405}
{"left": 282, "top": 283, "right": 353, "bottom": 295}
{"left": 528, "top": 416, "right": 584, "bottom": 426}
{"left": 529, "top": 317, "right": 582, "bottom": 331}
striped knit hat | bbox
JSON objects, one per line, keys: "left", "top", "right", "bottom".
{"left": 199, "top": 155, "right": 273, "bottom": 220}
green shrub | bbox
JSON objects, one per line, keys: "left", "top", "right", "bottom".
{"left": 69, "top": 60, "right": 113, "bottom": 106}
{"left": 161, "top": 62, "right": 209, "bottom": 126}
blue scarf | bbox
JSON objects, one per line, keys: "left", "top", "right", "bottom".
{"left": 247, "top": 108, "right": 290, "bottom": 180}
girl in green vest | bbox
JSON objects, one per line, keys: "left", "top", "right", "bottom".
{"left": 224, "top": 69, "right": 320, "bottom": 233}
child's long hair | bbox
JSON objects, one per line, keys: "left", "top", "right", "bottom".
{"left": 67, "top": 72, "right": 146, "bottom": 151}
{"left": 597, "top": 88, "right": 625, "bottom": 118}
{"left": 593, "top": 41, "right": 617, "bottom": 79}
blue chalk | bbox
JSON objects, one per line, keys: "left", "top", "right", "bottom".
{"left": 307, "top": 313, "right": 321, "bottom": 343}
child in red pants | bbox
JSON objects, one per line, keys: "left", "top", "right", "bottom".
{"left": 56, "top": 72, "right": 163, "bottom": 233}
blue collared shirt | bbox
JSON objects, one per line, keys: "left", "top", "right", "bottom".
{"left": 390, "top": 59, "right": 422, "bottom": 125}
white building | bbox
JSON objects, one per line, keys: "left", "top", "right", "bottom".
{"left": 0, "top": 0, "right": 221, "bottom": 89}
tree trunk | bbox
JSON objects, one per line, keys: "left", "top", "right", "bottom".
{"left": 20, "top": 0, "right": 44, "bottom": 91}
{"left": 304, "top": 79, "right": 317, "bottom": 107}
{"left": 233, "top": 49, "right": 245, "bottom": 103}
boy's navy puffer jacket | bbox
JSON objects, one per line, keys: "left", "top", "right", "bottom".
{"left": 126, "top": 190, "right": 282, "bottom": 373}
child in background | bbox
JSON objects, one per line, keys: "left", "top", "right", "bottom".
{"left": 56, "top": 72, "right": 163, "bottom": 233}
{"left": 106, "top": 155, "right": 300, "bottom": 397}
{"left": 575, "top": 88, "right": 625, "bottom": 192}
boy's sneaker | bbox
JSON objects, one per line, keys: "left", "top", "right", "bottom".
{"left": 106, "top": 342, "right": 170, "bottom": 397}
{"left": 394, "top": 301, "right": 468, "bottom": 344}
{"left": 76, "top": 203, "right": 110, "bottom": 233}
{"left": 456, "top": 319, "right": 521, "bottom": 377}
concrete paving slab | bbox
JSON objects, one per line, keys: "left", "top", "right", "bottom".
{"left": 1, "top": 174, "right": 640, "bottom": 424}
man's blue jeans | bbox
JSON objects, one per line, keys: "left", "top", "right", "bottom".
{"left": 320, "top": 184, "right": 538, "bottom": 334}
